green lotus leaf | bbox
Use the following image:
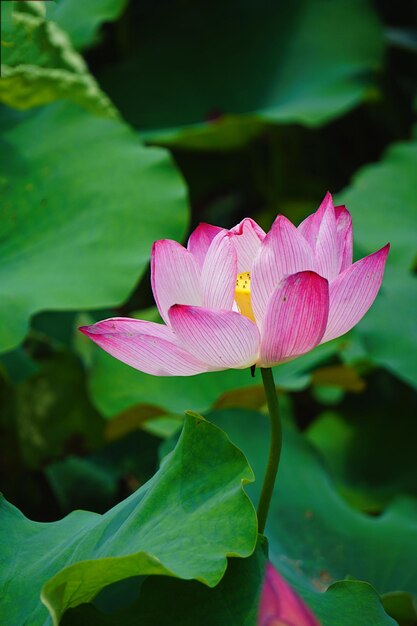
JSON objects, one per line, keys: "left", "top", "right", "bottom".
{"left": 0, "top": 102, "right": 188, "bottom": 352}
{"left": 46, "top": 0, "right": 128, "bottom": 49}
{"left": 100, "top": 0, "right": 384, "bottom": 150}
{"left": 0, "top": 413, "right": 257, "bottom": 625}
{"left": 1, "top": 5, "right": 115, "bottom": 116}
{"left": 208, "top": 409, "right": 417, "bottom": 624}
{"left": 338, "top": 138, "right": 417, "bottom": 389}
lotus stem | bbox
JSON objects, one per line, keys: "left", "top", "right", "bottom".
{"left": 257, "top": 367, "right": 282, "bottom": 534}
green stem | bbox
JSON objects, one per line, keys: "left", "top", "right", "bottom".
{"left": 257, "top": 367, "right": 282, "bottom": 534}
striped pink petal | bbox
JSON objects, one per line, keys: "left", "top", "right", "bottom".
{"left": 258, "top": 563, "right": 321, "bottom": 626}
{"left": 321, "top": 244, "right": 390, "bottom": 343}
{"left": 230, "top": 217, "right": 266, "bottom": 272}
{"left": 298, "top": 192, "right": 339, "bottom": 281}
{"left": 259, "top": 271, "right": 329, "bottom": 367}
{"left": 335, "top": 204, "right": 353, "bottom": 273}
{"left": 201, "top": 232, "right": 237, "bottom": 310}
{"left": 168, "top": 305, "right": 260, "bottom": 370}
{"left": 251, "top": 216, "right": 316, "bottom": 325}
{"left": 151, "top": 239, "right": 202, "bottom": 325}
{"left": 79, "top": 318, "right": 206, "bottom": 376}
{"left": 187, "top": 222, "right": 225, "bottom": 269}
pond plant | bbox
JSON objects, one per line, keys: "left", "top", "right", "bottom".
{"left": 1, "top": 2, "right": 416, "bottom": 625}
{"left": 81, "top": 194, "right": 389, "bottom": 622}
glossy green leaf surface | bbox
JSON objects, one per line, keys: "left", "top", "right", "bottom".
{"left": 100, "top": 0, "right": 383, "bottom": 149}
{"left": 0, "top": 414, "right": 257, "bottom": 625}
{"left": 0, "top": 102, "right": 188, "bottom": 352}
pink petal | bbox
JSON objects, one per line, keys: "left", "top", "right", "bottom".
{"left": 335, "top": 204, "right": 353, "bottom": 273}
{"left": 151, "top": 239, "right": 202, "bottom": 325}
{"left": 187, "top": 222, "right": 225, "bottom": 269}
{"left": 259, "top": 271, "right": 329, "bottom": 366}
{"left": 168, "top": 305, "right": 260, "bottom": 370}
{"left": 322, "top": 244, "right": 390, "bottom": 343}
{"left": 201, "top": 232, "right": 237, "bottom": 310}
{"left": 79, "top": 318, "right": 207, "bottom": 376}
{"left": 298, "top": 192, "right": 339, "bottom": 281}
{"left": 230, "top": 217, "right": 266, "bottom": 272}
{"left": 251, "top": 216, "right": 316, "bottom": 325}
{"left": 258, "top": 563, "right": 321, "bottom": 626}
{"left": 297, "top": 192, "right": 333, "bottom": 244}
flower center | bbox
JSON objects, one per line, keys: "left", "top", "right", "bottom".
{"left": 235, "top": 271, "right": 255, "bottom": 322}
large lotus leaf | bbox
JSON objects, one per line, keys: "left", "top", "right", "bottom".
{"left": 61, "top": 561, "right": 398, "bottom": 626}
{"left": 0, "top": 4, "right": 115, "bottom": 116}
{"left": 340, "top": 140, "right": 417, "bottom": 272}
{"left": 61, "top": 543, "right": 267, "bottom": 625}
{"left": 0, "top": 102, "right": 188, "bottom": 352}
{"left": 337, "top": 138, "right": 417, "bottom": 389}
{"left": 45, "top": 0, "right": 128, "bottom": 49}
{"left": 82, "top": 316, "right": 341, "bottom": 417}
{"left": 352, "top": 269, "right": 417, "bottom": 389}
{"left": 208, "top": 409, "right": 417, "bottom": 623}
{"left": 0, "top": 414, "right": 257, "bottom": 625}
{"left": 52, "top": 540, "right": 398, "bottom": 626}
{"left": 99, "top": 0, "right": 383, "bottom": 150}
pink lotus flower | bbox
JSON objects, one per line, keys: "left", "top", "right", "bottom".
{"left": 80, "top": 193, "right": 389, "bottom": 375}
{"left": 258, "top": 562, "right": 321, "bottom": 626}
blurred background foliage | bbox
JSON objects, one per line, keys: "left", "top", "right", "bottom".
{"left": 0, "top": 1, "right": 416, "bottom": 625}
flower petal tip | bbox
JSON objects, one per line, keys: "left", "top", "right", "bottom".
{"left": 373, "top": 242, "right": 390, "bottom": 263}
{"left": 320, "top": 190, "right": 335, "bottom": 213}
{"left": 78, "top": 320, "right": 112, "bottom": 336}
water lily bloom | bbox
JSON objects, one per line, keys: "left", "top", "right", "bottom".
{"left": 258, "top": 562, "right": 321, "bottom": 626}
{"left": 80, "top": 193, "right": 389, "bottom": 375}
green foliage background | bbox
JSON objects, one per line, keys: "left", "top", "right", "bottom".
{"left": 0, "top": 1, "right": 416, "bottom": 624}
